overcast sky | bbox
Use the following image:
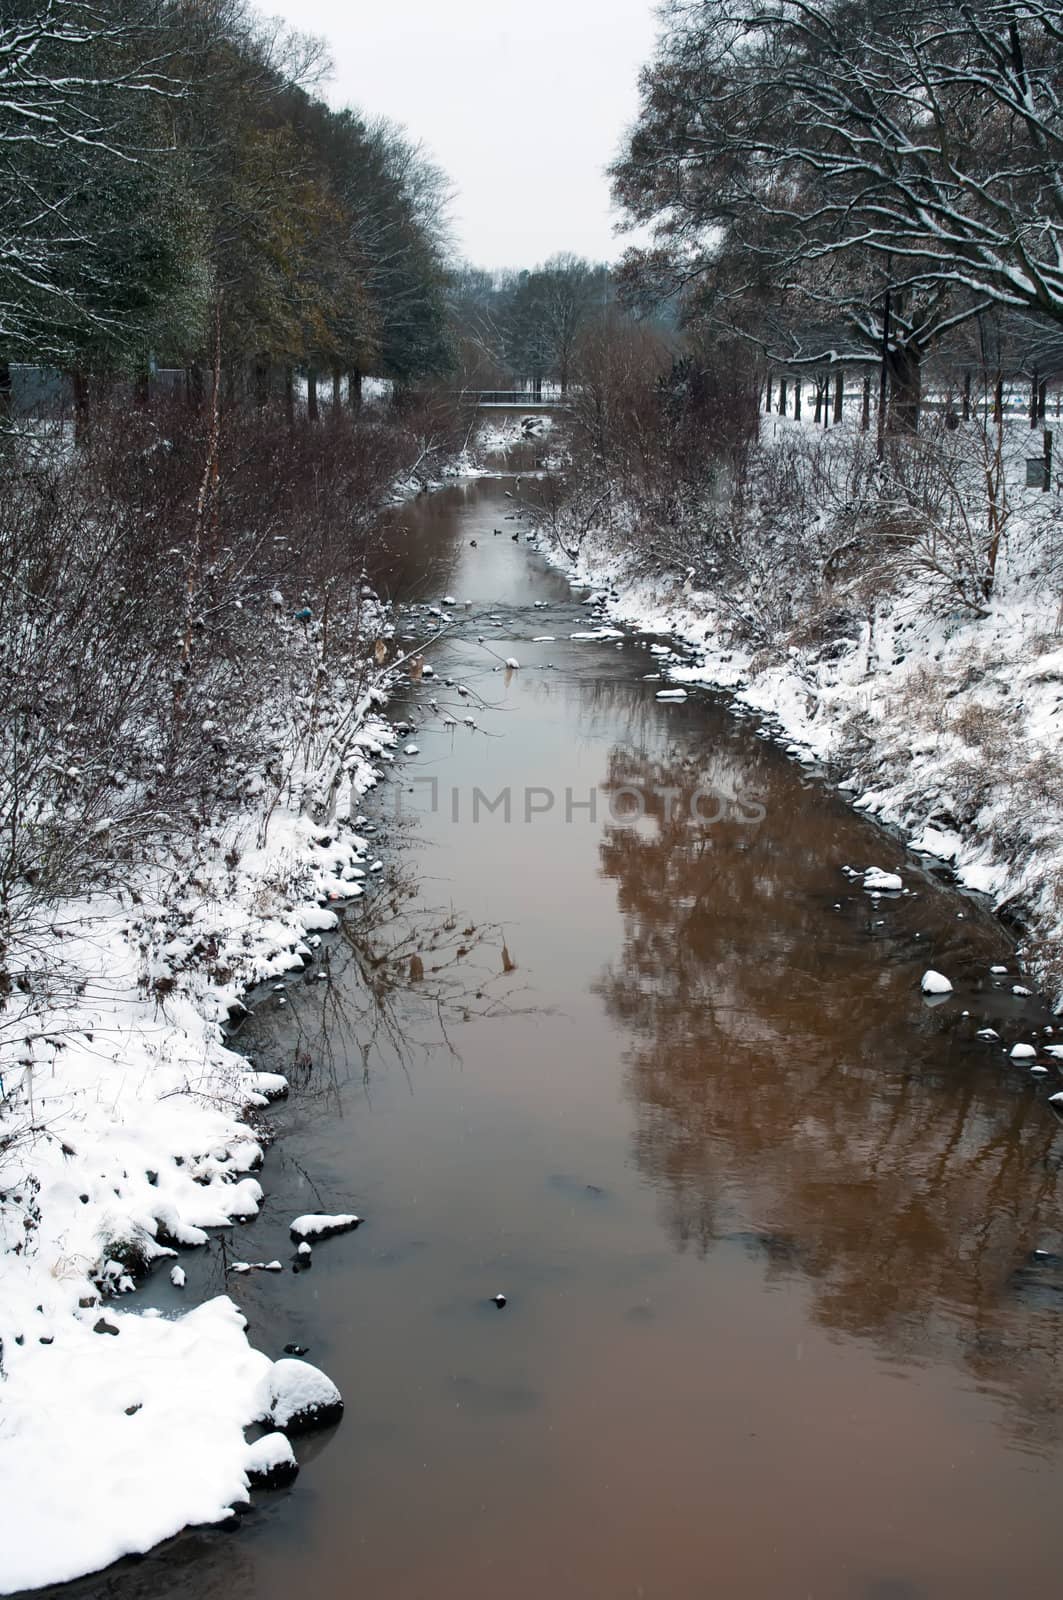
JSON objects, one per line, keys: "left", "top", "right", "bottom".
{"left": 257, "top": 0, "right": 660, "bottom": 270}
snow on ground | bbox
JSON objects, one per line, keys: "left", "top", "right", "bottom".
{"left": 541, "top": 417, "right": 1063, "bottom": 1008}
{"left": 1, "top": 1298, "right": 272, "bottom": 1592}
{"left": 0, "top": 701, "right": 395, "bottom": 1590}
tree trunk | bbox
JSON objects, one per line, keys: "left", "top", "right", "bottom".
{"left": 253, "top": 358, "right": 270, "bottom": 409}
{"left": 284, "top": 366, "right": 295, "bottom": 427}
{"left": 1037, "top": 377, "right": 1048, "bottom": 422}
{"left": 993, "top": 374, "right": 1004, "bottom": 425}
{"left": 814, "top": 381, "right": 823, "bottom": 425}
{"left": 886, "top": 342, "right": 921, "bottom": 432}
{"left": 778, "top": 377, "right": 788, "bottom": 415}
{"left": 764, "top": 374, "right": 773, "bottom": 413}
{"left": 0, "top": 361, "right": 11, "bottom": 430}
{"left": 533, "top": 376, "right": 543, "bottom": 403}
{"left": 1031, "top": 371, "right": 1040, "bottom": 427}
{"left": 793, "top": 378, "right": 802, "bottom": 421}
{"left": 833, "top": 370, "right": 844, "bottom": 424}
{"left": 876, "top": 288, "right": 891, "bottom": 460}
{"left": 348, "top": 367, "right": 362, "bottom": 410}
{"left": 134, "top": 366, "right": 150, "bottom": 408}
{"left": 307, "top": 367, "right": 319, "bottom": 422}
{"left": 332, "top": 367, "right": 341, "bottom": 413}
{"left": 962, "top": 370, "right": 972, "bottom": 421}
{"left": 861, "top": 373, "right": 871, "bottom": 432}
{"left": 187, "top": 363, "right": 205, "bottom": 411}
{"left": 71, "top": 369, "right": 89, "bottom": 444}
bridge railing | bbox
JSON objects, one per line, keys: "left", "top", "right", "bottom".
{"left": 461, "top": 389, "right": 571, "bottom": 408}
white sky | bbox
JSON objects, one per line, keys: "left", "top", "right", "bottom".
{"left": 257, "top": 0, "right": 660, "bottom": 270}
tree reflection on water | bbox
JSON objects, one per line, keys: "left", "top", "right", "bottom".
{"left": 595, "top": 736, "right": 1063, "bottom": 1448}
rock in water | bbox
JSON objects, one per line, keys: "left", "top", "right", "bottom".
{"left": 289, "top": 1213, "right": 361, "bottom": 1241}
{"left": 245, "top": 1431, "right": 299, "bottom": 1488}
{"left": 920, "top": 970, "right": 953, "bottom": 995}
{"left": 864, "top": 867, "right": 903, "bottom": 892}
{"left": 267, "top": 1358, "right": 344, "bottom": 1433}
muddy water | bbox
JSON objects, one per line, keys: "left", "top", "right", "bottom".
{"left": 66, "top": 463, "right": 1063, "bottom": 1600}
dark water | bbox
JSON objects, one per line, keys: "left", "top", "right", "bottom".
{"left": 54, "top": 464, "right": 1063, "bottom": 1600}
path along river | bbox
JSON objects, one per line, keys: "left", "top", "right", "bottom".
{"left": 52, "top": 445, "right": 1063, "bottom": 1600}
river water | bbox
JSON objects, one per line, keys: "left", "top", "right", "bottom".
{"left": 55, "top": 452, "right": 1063, "bottom": 1600}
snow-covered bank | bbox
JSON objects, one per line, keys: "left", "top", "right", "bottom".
{"left": 0, "top": 690, "right": 395, "bottom": 1590}
{"left": 539, "top": 418, "right": 1063, "bottom": 1009}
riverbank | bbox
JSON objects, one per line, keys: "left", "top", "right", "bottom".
{"left": 0, "top": 677, "right": 398, "bottom": 1591}
{"left": 537, "top": 414, "right": 1063, "bottom": 1010}
{"left": 0, "top": 402, "right": 459, "bottom": 1589}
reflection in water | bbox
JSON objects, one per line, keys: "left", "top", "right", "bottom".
{"left": 276, "top": 850, "right": 523, "bottom": 1120}
{"left": 595, "top": 735, "right": 1063, "bottom": 1449}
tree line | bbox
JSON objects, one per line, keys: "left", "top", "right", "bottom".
{"left": 1, "top": 0, "right": 453, "bottom": 420}
{"left": 1, "top": 1, "right": 631, "bottom": 425}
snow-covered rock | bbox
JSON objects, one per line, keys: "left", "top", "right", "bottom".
{"left": 244, "top": 1071, "right": 289, "bottom": 1101}
{"left": 1010, "top": 1042, "right": 1038, "bottom": 1060}
{"left": 289, "top": 1212, "right": 361, "bottom": 1241}
{"left": 267, "top": 1358, "right": 343, "bottom": 1433}
{"left": 864, "top": 868, "right": 903, "bottom": 893}
{"left": 921, "top": 970, "right": 954, "bottom": 995}
{"left": 245, "top": 1431, "right": 299, "bottom": 1488}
